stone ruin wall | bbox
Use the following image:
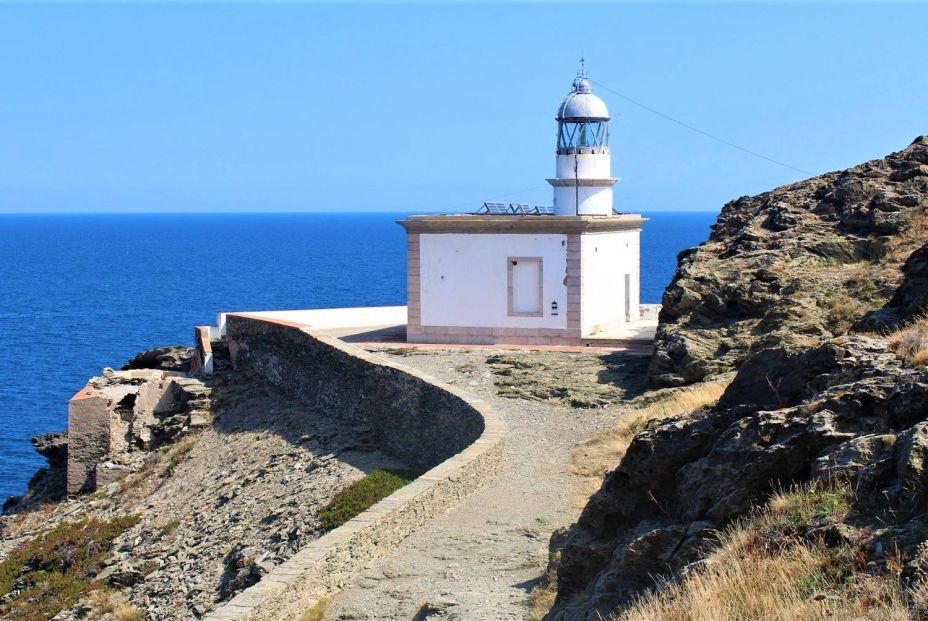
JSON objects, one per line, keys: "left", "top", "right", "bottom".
{"left": 66, "top": 370, "right": 212, "bottom": 495}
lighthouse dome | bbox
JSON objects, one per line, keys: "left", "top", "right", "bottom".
{"left": 557, "top": 76, "right": 609, "bottom": 121}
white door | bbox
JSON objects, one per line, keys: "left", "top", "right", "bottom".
{"left": 624, "top": 273, "right": 631, "bottom": 322}
{"left": 510, "top": 259, "right": 542, "bottom": 315}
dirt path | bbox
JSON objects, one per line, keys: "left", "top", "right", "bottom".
{"left": 328, "top": 349, "right": 648, "bottom": 621}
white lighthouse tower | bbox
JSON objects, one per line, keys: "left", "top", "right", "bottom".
{"left": 399, "top": 63, "right": 653, "bottom": 346}
{"left": 549, "top": 65, "right": 617, "bottom": 216}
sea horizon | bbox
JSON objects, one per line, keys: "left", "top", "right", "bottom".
{"left": 0, "top": 209, "right": 722, "bottom": 216}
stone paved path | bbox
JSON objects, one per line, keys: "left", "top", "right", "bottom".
{"left": 328, "top": 349, "right": 645, "bottom": 621}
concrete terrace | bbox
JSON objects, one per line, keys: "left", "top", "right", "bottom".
{"left": 222, "top": 306, "right": 657, "bottom": 353}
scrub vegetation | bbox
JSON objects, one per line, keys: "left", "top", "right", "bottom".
{"left": 318, "top": 469, "right": 418, "bottom": 533}
{"left": 0, "top": 515, "right": 140, "bottom": 621}
{"left": 889, "top": 316, "right": 928, "bottom": 367}
{"left": 614, "top": 484, "right": 928, "bottom": 621}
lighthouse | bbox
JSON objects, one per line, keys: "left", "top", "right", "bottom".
{"left": 549, "top": 67, "right": 618, "bottom": 216}
{"left": 399, "top": 64, "right": 653, "bottom": 346}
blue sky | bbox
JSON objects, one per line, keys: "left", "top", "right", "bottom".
{"left": 1, "top": 2, "right": 925, "bottom": 214}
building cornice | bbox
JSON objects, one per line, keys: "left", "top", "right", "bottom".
{"left": 398, "top": 214, "right": 647, "bottom": 234}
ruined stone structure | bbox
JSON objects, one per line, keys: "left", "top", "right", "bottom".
{"left": 67, "top": 369, "right": 212, "bottom": 494}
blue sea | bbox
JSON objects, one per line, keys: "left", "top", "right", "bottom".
{"left": 0, "top": 211, "right": 716, "bottom": 501}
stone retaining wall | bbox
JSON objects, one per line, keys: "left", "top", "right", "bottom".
{"left": 205, "top": 315, "right": 505, "bottom": 620}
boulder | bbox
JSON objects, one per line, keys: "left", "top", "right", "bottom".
{"left": 896, "top": 422, "right": 928, "bottom": 495}
{"left": 811, "top": 433, "right": 898, "bottom": 486}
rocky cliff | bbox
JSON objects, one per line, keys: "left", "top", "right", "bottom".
{"left": 650, "top": 136, "right": 928, "bottom": 387}
{"left": 548, "top": 136, "right": 928, "bottom": 620}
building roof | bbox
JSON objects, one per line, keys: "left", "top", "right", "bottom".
{"left": 557, "top": 75, "right": 609, "bottom": 121}
{"left": 399, "top": 214, "right": 646, "bottom": 234}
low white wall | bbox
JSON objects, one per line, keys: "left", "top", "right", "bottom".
{"left": 639, "top": 304, "right": 662, "bottom": 320}
{"left": 232, "top": 306, "right": 407, "bottom": 330}
{"left": 419, "top": 233, "right": 567, "bottom": 329}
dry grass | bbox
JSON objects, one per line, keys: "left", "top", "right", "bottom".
{"left": 528, "top": 554, "right": 560, "bottom": 621}
{"left": 889, "top": 316, "right": 928, "bottom": 366}
{"left": 916, "top": 349, "right": 928, "bottom": 367}
{"left": 614, "top": 484, "right": 920, "bottom": 621}
{"left": 570, "top": 379, "right": 731, "bottom": 482}
{"left": 615, "top": 538, "right": 912, "bottom": 621}
{"left": 85, "top": 588, "right": 116, "bottom": 615}
{"left": 116, "top": 433, "right": 201, "bottom": 504}
{"left": 823, "top": 294, "right": 867, "bottom": 335}
{"left": 765, "top": 484, "right": 853, "bottom": 528}
{"left": 112, "top": 604, "right": 145, "bottom": 621}
{"left": 885, "top": 206, "right": 928, "bottom": 264}
{"left": 299, "top": 597, "right": 329, "bottom": 621}
{"left": 83, "top": 588, "right": 146, "bottom": 620}
{"left": 165, "top": 434, "right": 198, "bottom": 471}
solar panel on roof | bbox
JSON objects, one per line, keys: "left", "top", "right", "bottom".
{"left": 473, "top": 202, "right": 555, "bottom": 216}
{"left": 476, "top": 202, "right": 509, "bottom": 215}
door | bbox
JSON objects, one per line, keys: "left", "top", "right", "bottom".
{"left": 509, "top": 258, "right": 543, "bottom": 316}
{"left": 624, "top": 273, "right": 631, "bottom": 322}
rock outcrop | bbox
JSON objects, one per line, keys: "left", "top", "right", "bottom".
{"left": 123, "top": 346, "right": 194, "bottom": 373}
{"left": 889, "top": 241, "right": 928, "bottom": 320}
{"left": 549, "top": 136, "right": 928, "bottom": 620}
{"left": 650, "top": 136, "right": 928, "bottom": 387}
{"left": 551, "top": 336, "right": 928, "bottom": 620}
{"left": 2, "top": 433, "right": 69, "bottom": 512}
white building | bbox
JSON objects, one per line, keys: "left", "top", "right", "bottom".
{"left": 401, "top": 67, "right": 648, "bottom": 346}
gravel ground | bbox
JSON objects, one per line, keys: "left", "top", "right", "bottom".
{"left": 328, "top": 348, "right": 648, "bottom": 621}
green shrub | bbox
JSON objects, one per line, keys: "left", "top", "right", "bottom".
{"left": 318, "top": 469, "right": 417, "bottom": 533}
{"left": 0, "top": 515, "right": 139, "bottom": 621}
{"left": 767, "top": 484, "right": 852, "bottom": 527}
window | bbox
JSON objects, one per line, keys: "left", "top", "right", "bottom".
{"left": 557, "top": 121, "right": 609, "bottom": 151}
{"left": 508, "top": 257, "right": 543, "bottom": 317}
